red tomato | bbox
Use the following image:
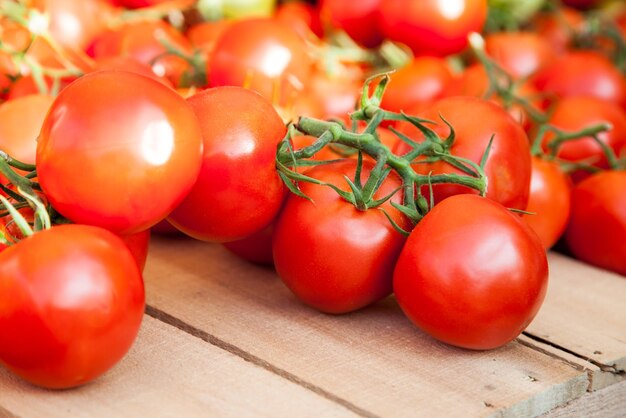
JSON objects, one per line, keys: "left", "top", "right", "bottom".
{"left": 532, "top": 51, "right": 626, "bottom": 108}
{"left": 120, "top": 229, "right": 151, "bottom": 272}
{"left": 394, "top": 194, "right": 548, "bottom": 350}
{"left": 273, "top": 159, "right": 410, "bottom": 314}
{"left": 36, "top": 71, "right": 203, "bottom": 235}
{"left": 484, "top": 31, "right": 554, "bottom": 79}
{"left": 222, "top": 224, "right": 274, "bottom": 266}
{"left": 208, "top": 18, "right": 313, "bottom": 107}
{"left": 303, "top": 66, "right": 364, "bottom": 119}
{"left": 543, "top": 97, "right": 626, "bottom": 181}
{"left": 319, "top": 0, "right": 383, "bottom": 47}
{"left": 444, "top": 63, "right": 543, "bottom": 131}
{"left": 522, "top": 157, "right": 572, "bottom": 249}
{"left": 275, "top": 1, "right": 323, "bottom": 39}
{"left": 0, "top": 94, "right": 54, "bottom": 165}
{"left": 531, "top": 8, "right": 584, "bottom": 54}
{"left": 88, "top": 20, "right": 194, "bottom": 86}
{"left": 396, "top": 96, "right": 532, "bottom": 210}
{"left": 565, "top": 170, "right": 626, "bottom": 276}
{"left": 379, "top": 0, "right": 488, "bottom": 57}
{"left": 91, "top": 56, "right": 171, "bottom": 87}
{"left": 168, "top": 87, "right": 286, "bottom": 242}
{"left": 380, "top": 57, "right": 453, "bottom": 114}
{"left": 0, "top": 224, "right": 145, "bottom": 389}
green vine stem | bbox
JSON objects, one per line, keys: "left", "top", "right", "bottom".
{"left": 276, "top": 74, "right": 489, "bottom": 225}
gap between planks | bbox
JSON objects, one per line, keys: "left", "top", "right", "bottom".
{"left": 144, "top": 304, "right": 378, "bottom": 418}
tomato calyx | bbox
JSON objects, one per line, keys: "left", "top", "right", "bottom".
{"left": 276, "top": 74, "right": 489, "bottom": 227}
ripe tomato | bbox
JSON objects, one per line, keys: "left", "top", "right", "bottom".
{"left": 167, "top": 87, "right": 286, "bottom": 242}
{"left": 0, "top": 224, "right": 145, "bottom": 389}
{"left": 222, "top": 224, "right": 275, "bottom": 266}
{"left": 379, "top": 0, "right": 488, "bottom": 57}
{"left": 484, "top": 31, "right": 554, "bottom": 79}
{"left": 396, "top": 96, "right": 532, "bottom": 210}
{"left": 532, "top": 51, "right": 626, "bottom": 108}
{"left": 565, "top": 170, "right": 626, "bottom": 276}
{"left": 543, "top": 97, "right": 626, "bottom": 181}
{"left": 319, "top": 0, "right": 383, "bottom": 47}
{"left": 531, "top": 8, "right": 584, "bottom": 54}
{"left": 120, "top": 229, "right": 151, "bottom": 272}
{"left": 394, "top": 194, "right": 548, "bottom": 350}
{"left": 272, "top": 159, "right": 410, "bottom": 314}
{"left": 303, "top": 65, "right": 364, "bottom": 119}
{"left": 522, "top": 157, "right": 572, "bottom": 249}
{"left": 208, "top": 18, "right": 313, "bottom": 107}
{"left": 380, "top": 57, "right": 453, "bottom": 114}
{"left": 0, "top": 94, "right": 54, "bottom": 165}
{"left": 275, "top": 1, "right": 323, "bottom": 39}
{"left": 36, "top": 70, "right": 203, "bottom": 235}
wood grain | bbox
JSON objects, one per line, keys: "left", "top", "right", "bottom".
{"left": 542, "top": 377, "right": 626, "bottom": 417}
{"left": 142, "top": 236, "right": 588, "bottom": 418}
{"left": 525, "top": 253, "right": 626, "bottom": 391}
{"left": 0, "top": 315, "right": 357, "bottom": 418}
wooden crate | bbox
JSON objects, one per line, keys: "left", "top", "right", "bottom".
{"left": 1, "top": 235, "right": 625, "bottom": 417}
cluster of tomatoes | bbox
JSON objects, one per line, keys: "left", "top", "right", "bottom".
{"left": 0, "top": 0, "right": 624, "bottom": 390}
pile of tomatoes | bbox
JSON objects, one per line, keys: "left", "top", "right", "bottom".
{"left": 0, "top": 0, "right": 624, "bottom": 389}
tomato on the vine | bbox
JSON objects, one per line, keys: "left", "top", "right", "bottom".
{"left": 396, "top": 96, "right": 532, "bottom": 210}
{"left": 394, "top": 194, "right": 548, "bottom": 350}
{"left": 565, "top": 170, "right": 626, "bottom": 276}
{"left": 379, "top": 0, "right": 488, "bottom": 57}
{"left": 522, "top": 157, "right": 572, "bottom": 249}
{"left": 0, "top": 224, "right": 145, "bottom": 389}
{"left": 272, "top": 159, "right": 410, "bottom": 314}
{"left": 36, "top": 70, "right": 204, "bottom": 235}
{"left": 168, "top": 86, "right": 286, "bottom": 242}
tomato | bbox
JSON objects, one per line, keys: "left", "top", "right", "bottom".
{"left": 444, "top": 63, "right": 542, "bottom": 131}
{"left": 303, "top": 65, "right": 364, "bottom": 119}
{"left": 380, "top": 57, "right": 453, "bottom": 114}
{"left": 0, "top": 224, "right": 145, "bottom": 389}
{"left": 186, "top": 20, "right": 232, "bottom": 68}
{"left": 565, "top": 170, "right": 626, "bottom": 276}
{"left": 222, "top": 224, "right": 274, "bottom": 266}
{"left": 273, "top": 159, "right": 410, "bottom": 314}
{"left": 319, "top": 0, "right": 383, "bottom": 47}
{"left": 484, "top": 31, "right": 554, "bottom": 79}
{"left": 0, "top": 94, "right": 54, "bottom": 165}
{"left": 91, "top": 56, "right": 171, "bottom": 87}
{"left": 167, "top": 87, "right": 285, "bottom": 242}
{"left": 532, "top": 51, "right": 626, "bottom": 108}
{"left": 275, "top": 1, "right": 323, "bottom": 39}
{"left": 88, "top": 20, "right": 194, "bottom": 86}
{"left": 208, "top": 18, "right": 313, "bottom": 107}
{"left": 543, "top": 97, "right": 626, "bottom": 182}
{"left": 120, "top": 229, "right": 151, "bottom": 272}
{"left": 396, "top": 96, "right": 532, "bottom": 210}
{"left": 379, "top": 0, "right": 488, "bottom": 57}
{"left": 393, "top": 194, "right": 548, "bottom": 350}
{"left": 531, "top": 8, "right": 584, "bottom": 54}
{"left": 522, "top": 157, "right": 572, "bottom": 249}
{"left": 36, "top": 71, "right": 203, "bottom": 235}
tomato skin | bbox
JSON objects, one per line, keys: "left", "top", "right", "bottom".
{"left": 379, "top": 0, "right": 488, "bottom": 57}
{"left": 0, "top": 224, "right": 145, "bottom": 389}
{"left": 319, "top": 0, "right": 383, "bottom": 47}
{"left": 484, "top": 31, "right": 554, "bottom": 79}
{"left": 208, "top": 18, "right": 313, "bottom": 107}
{"left": 120, "top": 229, "right": 151, "bottom": 272}
{"left": 396, "top": 96, "right": 532, "bottom": 210}
{"left": 523, "top": 157, "right": 572, "bottom": 249}
{"left": 273, "top": 160, "right": 410, "bottom": 314}
{"left": 36, "top": 71, "right": 204, "bottom": 235}
{"left": 380, "top": 57, "right": 453, "bottom": 114}
{"left": 275, "top": 1, "right": 323, "bottom": 39}
{"left": 222, "top": 224, "right": 274, "bottom": 266}
{"left": 393, "top": 194, "right": 548, "bottom": 350}
{"left": 565, "top": 171, "right": 626, "bottom": 276}
{"left": 532, "top": 51, "right": 626, "bottom": 108}
{"left": 543, "top": 97, "right": 626, "bottom": 182}
{"left": 168, "top": 87, "right": 286, "bottom": 242}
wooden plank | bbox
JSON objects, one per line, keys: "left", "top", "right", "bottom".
{"left": 541, "top": 377, "right": 626, "bottom": 417}
{"left": 525, "top": 252, "right": 626, "bottom": 391}
{"left": 143, "top": 236, "right": 589, "bottom": 418}
{"left": 0, "top": 315, "right": 357, "bottom": 418}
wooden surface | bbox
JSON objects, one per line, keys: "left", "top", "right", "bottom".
{"left": 1, "top": 235, "right": 625, "bottom": 417}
